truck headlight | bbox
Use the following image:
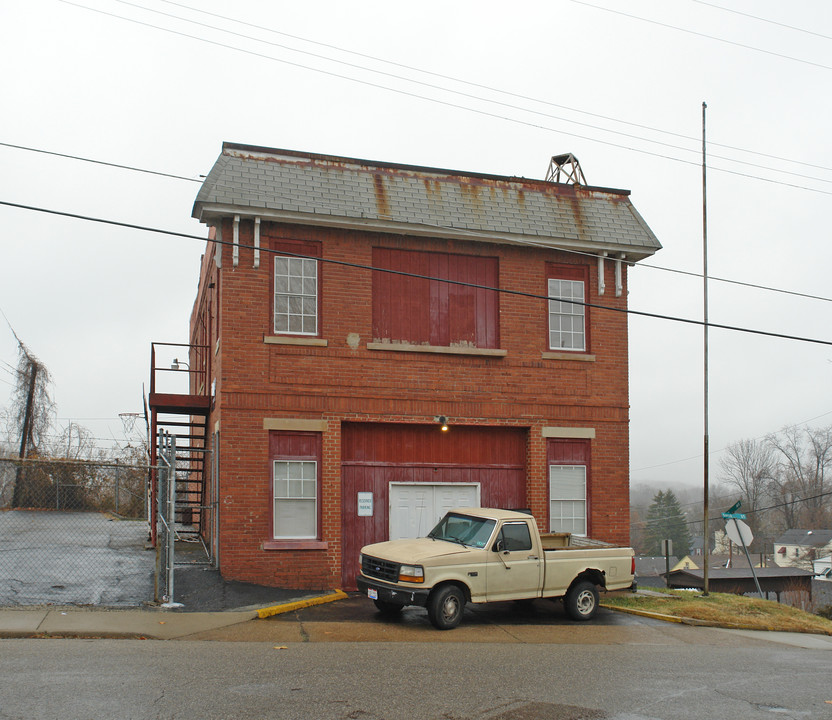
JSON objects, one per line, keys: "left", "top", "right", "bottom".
{"left": 398, "top": 564, "right": 424, "bottom": 583}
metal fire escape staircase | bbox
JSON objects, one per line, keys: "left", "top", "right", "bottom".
{"left": 148, "top": 342, "right": 211, "bottom": 543}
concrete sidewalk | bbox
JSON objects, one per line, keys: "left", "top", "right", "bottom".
{"left": 2, "top": 592, "right": 832, "bottom": 648}
{"left": 0, "top": 607, "right": 260, "bottom": 640}
{"left": 0, "top": 590, "right": 345, "bottom": 640}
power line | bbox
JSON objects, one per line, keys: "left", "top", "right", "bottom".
{"left": 104, "top": 0, "right": 832, "bottom": 186}
{"left": 638, "top": 262, "right": 832, "bottom": 304}
{"left": 0, "top": 364, "right": 17, "bottom": 377}
{"left": 631, "top": 489, "right": 832, "bottom": 530}
{"left": 569, "top": 0, "right": 832, "bottom": 72}
{"left": 3, "top": 197, "right": 832, "bottom": 349}
{"left": 0, "top": 142, "right": 202, "bottom": 183}
{"left": 691, "top": 0, "right": 832, "bottom": 43}
{"left": 155, "top": 0, "right": 832, "bottom": 175}
{"left": 57, "top": 0, "right": 832, "bottom": 196}
{"left": 632, "top": 409, "right": 832, "bottom": 474}
{"left": 5, "top": 137, "right": 832, "bottom": 306}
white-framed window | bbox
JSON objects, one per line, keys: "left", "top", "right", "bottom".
{"left": 549, "top": 464, "right": 587, "bottom": 535}
{"left": 273, "top": 460, "right": 317, "bottom": 539}
{"left": 274, "top": 256, "right": 318, "bottom": 335}
{"left": 548, "top": 278, "right": 585, "bottom": 351}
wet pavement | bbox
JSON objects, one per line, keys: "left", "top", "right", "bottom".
{"left": 0, "top": 510, "right": 310, "bottom": 611}
{"left": 0, "top": 510, "right": 154, "bottom": 606}
{"left": 172, "top": 564, "right": 316, "bottom": 612}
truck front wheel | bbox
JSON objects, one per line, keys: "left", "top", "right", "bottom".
{"left": 564, "top": 581, "right": 599, "bottom": 621}
{"left": 427, "top": 585, "right": 465, "bottom": 630}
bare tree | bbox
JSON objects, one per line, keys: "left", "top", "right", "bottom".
{"left": 720, "top": 438, "right": 775, "bottom": 513}
{"left": 5, "top": 341, "right": 54, "bottom": 507}
{"left": 767, "top": 425, "right": 832, "bottom": 528}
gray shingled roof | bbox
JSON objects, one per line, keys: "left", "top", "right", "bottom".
{"left": 192, "top": 143, "right": 661, "bottom": 261}
{"left": 774, "top": 529, "right": 832, "bottom": 546}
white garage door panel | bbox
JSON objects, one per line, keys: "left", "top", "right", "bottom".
{"left": 436, "top": 484, "right": 479, "bottom": 518}
{"left": 389, "top": 483, "right": 480, "bottom": 540}
{"left": 390, "top": 485, "right": 432, "bottom": 540}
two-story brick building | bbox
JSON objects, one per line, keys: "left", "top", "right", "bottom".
{"left": 158, "top": 142, "right": 660, "bottom": 591}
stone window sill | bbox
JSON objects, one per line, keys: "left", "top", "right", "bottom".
{"left": 367, "top": 342, "right": 506, "bottom": 357}
{"left": 541, "top": 351, "right": 595, "bottom": 362}
{"left": 264, "top": 335, "right": 328, "bottom": 347}
{"left": 263, "top": 540, "right": 329, "bottom": 551}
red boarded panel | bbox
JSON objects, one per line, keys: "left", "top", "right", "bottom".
{"left": 341, "top": 423, "right": 526, "bottom": 588}
{"left": 269, "top": 430, "right": 320, "bottom": 459}
{"left": 372, "top": 248, "right": 499, "bottom": 348}
{"left": 546, "top": 438, "right": 589, "bottom": 465}
{"left": 343, "top": 423, "right": 525, "bottom": 466}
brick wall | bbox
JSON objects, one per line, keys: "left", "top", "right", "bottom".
{"left": 193, "top": 218, "right": 632, "bottom": 588}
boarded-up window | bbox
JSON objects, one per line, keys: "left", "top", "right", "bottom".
{"left": 372, "top": 248, "right": 499, "bottom": 348}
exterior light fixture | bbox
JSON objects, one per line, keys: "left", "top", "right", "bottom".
{"left": 171, "top": 358, "right": 190, "bottom": 370}
{"left": 438, "top": 416, "right": 449, "bottom": 432}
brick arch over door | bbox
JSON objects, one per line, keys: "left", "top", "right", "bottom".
{"left": 341, "top": 423, "right": 527, "bottom": 589}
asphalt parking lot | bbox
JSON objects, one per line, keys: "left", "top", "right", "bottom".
{"left": 0, "top": 510, "right": 155, "bottom": 606}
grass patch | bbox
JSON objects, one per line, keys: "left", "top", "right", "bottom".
{"left": 602, "top": 588, "right": 832, "bottom": 635}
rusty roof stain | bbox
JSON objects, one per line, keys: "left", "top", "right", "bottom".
{"left": 193, "top": 142, "right": 662, "bottom": 260}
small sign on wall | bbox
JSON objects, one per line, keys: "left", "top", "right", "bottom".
{"left": 357, "top": 492, "right": 374, "bottom": 517}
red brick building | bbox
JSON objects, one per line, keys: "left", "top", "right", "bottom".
{"left": 164, "top": 143, "right": 660, "bottom": 590}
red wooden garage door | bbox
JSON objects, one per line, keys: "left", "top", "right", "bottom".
{"left": 341, "top": 423, "right": 527, "bottom": 588}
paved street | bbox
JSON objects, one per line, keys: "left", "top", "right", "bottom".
{"left": 3, "top": 622, "right": 831, "bottom": 720}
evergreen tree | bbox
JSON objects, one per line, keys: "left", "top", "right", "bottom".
{"left": 645, "top": 489, "right": 691, "bottom": 557}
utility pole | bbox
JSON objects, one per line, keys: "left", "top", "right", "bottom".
{"left": 702, "top": 100, "right": 710, "bottom": 596}
{"left": 11, "top": 362, "right": 38, "bottom": 508}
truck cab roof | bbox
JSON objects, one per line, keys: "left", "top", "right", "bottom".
{"left": 449, "top": 508, "right": 533, "bottom": 522}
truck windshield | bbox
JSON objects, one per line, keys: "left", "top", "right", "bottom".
{"left": 428, "top": 513, "right": 496, "bottom": 548}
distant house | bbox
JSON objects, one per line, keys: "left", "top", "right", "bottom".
{"left": 149, "top": 143, "right": 661, "bottom": 590}
{"left": 671, "top": 555, "right": 699, "bottom": 572}
{"left": 690, "top": 535, "right": 716, "bottom": 556}
{"left": 635, "top": 556, "right": 677, "bottom": 588}
{"left": 773, "top": 529, "right": 832, "bottom": 568}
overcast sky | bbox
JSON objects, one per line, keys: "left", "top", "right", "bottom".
{"left": 1, "top": 0, "right": 831, "bottom": 491}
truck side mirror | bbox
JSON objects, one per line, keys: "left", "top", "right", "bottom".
{"left": 493, "top": 539, "right": 505, "bottom": 553}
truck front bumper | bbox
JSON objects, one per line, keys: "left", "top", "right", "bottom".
{"left": 356, "top": 575, "right": 431, "bottom": 607}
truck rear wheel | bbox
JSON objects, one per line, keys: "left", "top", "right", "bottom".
{"left": 427, "top": 585, "right": 465, "bottom": 630}
{"left": 564, "top": 580, "right": 599, "bottom": 621}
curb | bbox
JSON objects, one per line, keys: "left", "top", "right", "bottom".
{"left": 601, "top": 604, "right": 713, "bottom": 627}
{"left": 256, "top": 589, "right": 348, "bottom": 619}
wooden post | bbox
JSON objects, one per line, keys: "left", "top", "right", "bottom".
{"left": 11, "top": 363, "right": 38, "bottom": 508}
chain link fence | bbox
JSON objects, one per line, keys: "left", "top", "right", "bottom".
{"left": 155, "top": 432, "right": 176, "bottom": 605}
{"left": 0, "top": 455, "right": 147, "bottom": 517}
{"left": 0, "top": 456, "right": 155, "bottom": 606}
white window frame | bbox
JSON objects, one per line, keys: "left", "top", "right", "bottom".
{"left": 549, "top": 464, "right": 587, "bottom": 536}
{"left": 274, "top": 255, "right": 318, "bottom": 335}
{"left": 548, "top": 278, "right": 585, "bottom": 351}
{"left": 272, "top": 459, "right": 318, "bottom": 540}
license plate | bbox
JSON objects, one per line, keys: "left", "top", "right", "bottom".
{"left": 368, "top": 588, "right": 378, "bottom": 600}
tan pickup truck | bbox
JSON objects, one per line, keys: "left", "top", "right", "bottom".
{"left": 357, "top": 507, "right": 635, "bottom": 629}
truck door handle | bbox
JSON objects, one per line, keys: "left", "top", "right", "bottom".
{"left": 528, "top": 556, "right": 539, "bottom": 560}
